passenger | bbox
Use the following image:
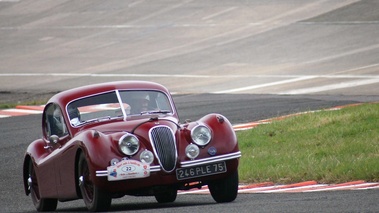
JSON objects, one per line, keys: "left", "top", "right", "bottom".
{"left": 52, "top": 108, "right": 66, "bottom": 136}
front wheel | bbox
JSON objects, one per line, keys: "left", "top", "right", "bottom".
{"left": 208, "top": 171, "right": 239, "bottom": 203}
{"left": 78, "top": 153, "right": 111, "bottom": 212}
{"left": 154, "top": 186, "right": 177, "bottom": 203}
{"left": 28, "top": 160, "right": 58, "bottom": 211}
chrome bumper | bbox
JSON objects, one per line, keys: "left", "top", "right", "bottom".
{"left": 180, "top": 151, "right": 241, "bottom": 168}
{"left": 96, "top": 151, "right": 241, "bottom": 177}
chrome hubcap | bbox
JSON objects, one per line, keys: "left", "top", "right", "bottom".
{"left": 27, "top": 176, "right": 32, "bottom": 190}
{"left": 79, "top": 176, "right": 84, "bottom": 186}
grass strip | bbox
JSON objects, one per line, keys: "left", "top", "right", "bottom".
{"left": 238, "top": 103, "right": 379, "bottom": 184}
{"left": 0, "top": 100, "right": 46, "bottom": 109}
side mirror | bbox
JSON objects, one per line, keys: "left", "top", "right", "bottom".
{"left": 49, "top": 135, "right": 59, "bottom": 144}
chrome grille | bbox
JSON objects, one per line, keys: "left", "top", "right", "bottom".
{"left": 149, "top": 126, "right": 177, "bottom": 172}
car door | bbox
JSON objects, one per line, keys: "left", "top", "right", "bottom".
{"left": 37, "top": 103, "right": 70, "bottom": 197}
{"left": 43, "top": 103, "right": 79, "bottom": 198}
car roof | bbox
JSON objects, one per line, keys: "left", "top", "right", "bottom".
{"left": 47, "top": 81, "right": 171, "bottom": 107}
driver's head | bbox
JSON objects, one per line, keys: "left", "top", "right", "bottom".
{"left": 68, "top": 105, "right": 81, "bottom": 125}
{"left": 130, "top": 92, "right": 150, "bottom": 114}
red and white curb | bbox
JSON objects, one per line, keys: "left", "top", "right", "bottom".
{"left": 0, "top": 104, "right": 125, "bottom": 118}
{"left": 0, "top": 103, "right": 364, "bottom": 120}
{"left": 0, "top": 105, "right": 44, "bottom": 118}
{"left": 179, "top": 180, "right": 379, "bottom": 195}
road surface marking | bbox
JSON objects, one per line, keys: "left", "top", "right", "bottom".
{"left": 1, "top": 73, "right": 378, "bottom": 94}
{"left": 178, "top": 181, "right": 379, "bottom": 194}
{"left": 279, "top": 78, "right": 379, "bottom": 95}
{"left": 202, "top": 7, "right": 238, "bottom": 20}
{"left": 212, "top": 76, "right": 317, "bottom": 94}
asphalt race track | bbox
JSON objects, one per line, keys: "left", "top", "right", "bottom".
{"left": 1, "top": 0, "right": 379, "bottom": 212}
{"left": 1, "top": 0, "right": 379, "bottom": 98}
{"left": 1, "top": 95, "right": 379, "bottom": 213}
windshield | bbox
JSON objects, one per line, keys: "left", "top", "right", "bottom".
{"left": 67, "top": 90, "right": 173, "bottom": 127}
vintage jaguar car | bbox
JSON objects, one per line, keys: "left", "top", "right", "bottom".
{"left": 23, "top": 81, "right": 241, "bottom": 212}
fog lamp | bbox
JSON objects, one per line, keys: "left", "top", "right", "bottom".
{"left": 185, "top": 144, "right": 200, "bottom": 159}
{"left": 140, "top": 150, "right": 154, "bottom": 164}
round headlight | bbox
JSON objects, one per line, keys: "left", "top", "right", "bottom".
{"left": 118, "top": 134, "right": 140, "bottom": 156}
{"left": 191, "top": 124, "right": 212, "bottom": 146}
{"left": 140, "top": 150, "right": 154, "bottom": 164}
{"left": 185, "top": 144, "right": 200, "bottom": 159}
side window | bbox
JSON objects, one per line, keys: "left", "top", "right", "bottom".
{"left": 43, "top": 103, "right": 68, "bottom": 138}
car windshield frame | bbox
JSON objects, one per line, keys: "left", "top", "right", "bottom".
{"left": 66, "top": 89, "right": 173, "bottom": 127}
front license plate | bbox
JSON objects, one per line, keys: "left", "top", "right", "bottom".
{"left": 176, "top": 161, "right": 227, "bottom": 180}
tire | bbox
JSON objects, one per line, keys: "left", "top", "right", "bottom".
{"left": 208, "top": 171, "right": 239, "bottom": 203}
{"left": 78, "top": 153, "right": 111, "bottom": 212}
{"left": 28, "top": 160, "right": 58, "bottom": 212}
{"left": 154, "top": 186, "right": 177, "bottom": 203}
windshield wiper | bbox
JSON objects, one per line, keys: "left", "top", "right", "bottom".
{"left": 81, "top": 116, "right": 112, "bottom": 125}
{"left": 140, "top": 110, "right": 171, "bottom": 115}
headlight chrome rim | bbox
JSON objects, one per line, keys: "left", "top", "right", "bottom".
{"left": 191, "top": 124, "right": 212, "bottom": 146}
{"left": 118, "top": 133, "right": 140, "bottom": 156}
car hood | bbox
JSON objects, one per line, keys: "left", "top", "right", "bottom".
{"left": 87, "top": 116, "right": 180, "bottom": 135}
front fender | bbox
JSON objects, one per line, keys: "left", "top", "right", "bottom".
{"left": 75, "top": 130, "right": 122, "bottom": 186}
{"left": 23, "top": 155, "right": 31, "bottom": 195}
{"left": 22, "top": 139, "right": 48, "bottom": 195}
{"left": 176, "top": 113, "right": 240, "bottom": 170}
{"left": 199, "top": 113, "right": 239, "bottom": 152}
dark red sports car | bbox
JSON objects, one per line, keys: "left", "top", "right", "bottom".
{"left": 23, "top": 81, "right": 241, "bottom": 212}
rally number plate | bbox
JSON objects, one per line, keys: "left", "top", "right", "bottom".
{"left": 107, "top": 160, "right": 150, "bottom": 181}
{"left": 176, "top": 161, "right": 226, "bottom": 180}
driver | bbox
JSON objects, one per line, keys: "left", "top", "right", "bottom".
{"left": 130, "top": 92, "right": 150, "bottom": 114}
{"left": 68, "top": 105, "right": 81, "bottom": 126}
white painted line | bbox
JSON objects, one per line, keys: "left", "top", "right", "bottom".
{"left": 79, "top": 2, "right": 345, "bottom": 71}
{"left": 3, "top": 109, "right": 43, "bottom": 114}
{"left": 301, "top": 21, "right": 379, "bottom": 25}
{"left": 305, "top": 183, "right": 379, "bottom": 192}
{"left": 302, "top": 43, "right": 379, "bottom": 65}
{"left": 339, "top": 63, "right": 379, "bottom": 73}
{"left": 128, "top": 0, "right": 192, "bottom": 25}
{"left": 0, "top": 73, "right": 213, "bottom": 78}
{"left": 128, "top": 0, "right": 144, "bottom": 8}
{"left": 1, "top": 73, "right": 378, "bottom": 95}
{"left": 178, "top": 188, "right": 209, "bottom": 194}
{"left": 356, "top": 185, "right": 379, "bottom": 190}
{"left": 279, "top": 78, "right": 379, "bottom": 95}
{"left": 238, "top": 185, "right": 278, "bottom": 193}
{"left": 178, "top": 183, "right": 379, "bottom": 194}
{"left": 0, "top": 115, "right": 10, "bottom": 118}
{"left": 202, "top": 7, "right": 238, "bottom": 20}
{"left": 91, "top": 73, "right": 212, "bottom": 78}
{"left": 1, "top": 73, "right": 378, "bottom": 79}
{"left": 213, "top": 76, "right": 317, "bottom": 94}
{"left": 260, "top": 184, "right": 328, "bottom": 193}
